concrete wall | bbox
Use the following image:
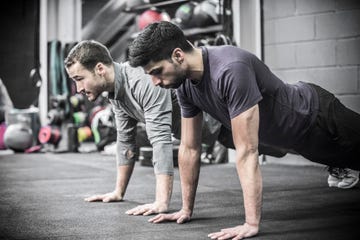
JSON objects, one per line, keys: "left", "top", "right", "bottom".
{"left": 263, "top": 0, "right": 360, "bottom": 113}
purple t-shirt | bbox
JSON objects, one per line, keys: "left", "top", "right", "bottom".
{"left": 177, "top": 46, "right": 318, "bottom": 148}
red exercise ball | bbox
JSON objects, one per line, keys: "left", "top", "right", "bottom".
{"left": 138, "top": 9, "right": 170, "bottom": 30}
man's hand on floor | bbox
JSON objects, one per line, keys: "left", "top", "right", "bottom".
{"left": 84, "top": 191, "right": 122, "bottom": 203}
{"left": 125, "top": 202, "right": 169, "bottom": 216}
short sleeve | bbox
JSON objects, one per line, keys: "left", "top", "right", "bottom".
{"left": 176, "top": 86, "right": 201, "bottom": 118}
{"left": 220, "top": 62, "right": 262, "bottom": 119}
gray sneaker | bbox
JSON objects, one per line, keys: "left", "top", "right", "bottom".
{"left": 328, "top": 167, "right": 359, "bottom": 189}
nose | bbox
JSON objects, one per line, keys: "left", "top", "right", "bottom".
{"left": 75, "top": 81, "right": 84, "bottom": 94}
{"left": 151, "top": 75, "right": 162, "bottom": 86}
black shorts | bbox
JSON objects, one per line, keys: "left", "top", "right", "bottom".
{"left": 294, "top": 83, "right": 360, "bottom": 170}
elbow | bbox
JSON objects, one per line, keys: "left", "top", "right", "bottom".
{"left": 235, "top": 143, "right": 259, "bottom": 162}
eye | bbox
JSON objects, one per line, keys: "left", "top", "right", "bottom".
{"left": 150, "top": 68, "right": 162, "bottom": 76}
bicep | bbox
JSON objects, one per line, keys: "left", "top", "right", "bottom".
{"left": 221, "top": 63, "right": 262, "bottom": 119}
{"left": 230, "top": 104, "right": 259, "bottom": 155}
{"left": 142, "top": 88, "right": 173, "bottom": 144}
{"left": 111, "top": 102, "right": 137, "bottom": 141}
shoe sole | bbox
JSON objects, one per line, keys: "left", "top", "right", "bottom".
{"left": 338, "top": 178, "right": 359, "bottom": 189}
{"left": 328, "top": 182, "right": 339, "bottom": 187}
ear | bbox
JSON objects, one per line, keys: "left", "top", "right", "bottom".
{"left": 95, "top": 63, "right": 105, "bottom": 75}
{"left": 171, "top": 48, "right": 184, "bottom": 63}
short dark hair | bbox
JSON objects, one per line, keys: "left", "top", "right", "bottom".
{"left": 128, "top": 21, "right": 193, "bottom": 67}
{"left": 64, "top": 40, "right": 113, "bottom": 72}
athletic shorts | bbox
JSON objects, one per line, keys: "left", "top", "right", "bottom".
{"left": 294, "top": 83, "right": 360, "bottom": 170}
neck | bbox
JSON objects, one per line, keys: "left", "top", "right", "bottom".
{"left": 186, "top": 48, "right": 203, "bottom": 83}
{"left": 104, "top": 64, "right": 115, "bottom": 92}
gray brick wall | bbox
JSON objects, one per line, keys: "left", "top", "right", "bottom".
{"left": 263, "top": 0, "right": 360, "bottom": 113}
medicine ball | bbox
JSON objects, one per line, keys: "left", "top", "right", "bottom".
{"left": 70, "top": 93, "right": 84, "bottom": 111}
{"left": 173, "top": 1, "right": 198, "bottom": 29}
{"left": 91, "top": 107, "right": 116, "bottom": 151}
{"left": 194, "top": 37, "right": 215, "bottom": 47}
{"left": 138, "top": 8, "right": 171, "bottom": 30}
{"left": 4, "top": 123, "right": 34, "bottom": 151}
{"left": 73, "top": 111, "right": 87, "bottom": 126}
{"left": 192, "top": 0, "right": 219, "bottom": 28}
{"left": 88, "top": 105, "right": 106, "bottom": 126}
{"left": 47, "top": 108, "right": 65, "bottom": 125}
{"left": 77, "top": 126, "right": 92, "bottom": 143}
{"left": 214, "top": 34, "right": 233, "bottom": 46}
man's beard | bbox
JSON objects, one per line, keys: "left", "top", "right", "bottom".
{"left": 167, "top": 74, "right": 186, "bottom": 89}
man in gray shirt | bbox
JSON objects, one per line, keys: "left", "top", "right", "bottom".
{"left": 64, "top": 40, "right": 226, "bottom": 216}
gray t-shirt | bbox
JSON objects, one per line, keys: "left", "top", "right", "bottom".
{"left": 177, "top": 46, "right": 318, "bottom": 149}
{"left": 108, "top": 62, "right": 223, "bottom": 174}
{"left": 109, "top": 62, "right": 177, "bottom": 175}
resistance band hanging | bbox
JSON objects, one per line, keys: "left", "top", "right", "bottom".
{"left": 49, "top": 40, "right": 70, "bottom": 115}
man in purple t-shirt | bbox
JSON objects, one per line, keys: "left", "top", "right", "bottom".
{"left": 128, "top": 21, "right": 360, "bottom": 239}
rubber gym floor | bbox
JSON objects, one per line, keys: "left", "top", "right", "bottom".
{"left": 0, "top": 151, "right": 359, "bottom": 240}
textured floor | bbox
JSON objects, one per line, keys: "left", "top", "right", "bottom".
{"left": 0, "top": 151, "right": 359, "bottom": 239}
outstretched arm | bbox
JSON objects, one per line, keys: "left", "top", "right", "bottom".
{"left": 124, "top": 80, "right": 176, "bottom": 215}
{"left": 84, "top": 164, "right": 134, "bottom": 202}
{"left": 208, "top": 105, "right": 262, "bottom": 239}
{"left": 126, "top": 173, "right": 173, "bottom": 215}
{"left": 149, "top": 112, "right": 203, "bottom": 224}
{"left": 85, "top": 101, "right": 138, "bottom": 203}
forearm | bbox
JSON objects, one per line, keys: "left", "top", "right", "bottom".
{"left": 114, "top": 164, "right": 135, "bottom": 198}
{"left": 178, "top": 143, "right": 201, "bottom": 214}
{"left": 155, "top": 174, "right": 173, "bottom": 206}
{"left": 236, "top": 150, "right": 262, "bottom": 226}
{"left": 152, "top": 141, "right": 174, "bottom": 206}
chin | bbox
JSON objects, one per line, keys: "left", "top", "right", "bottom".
{"left": 162, "top": 84, "right": 178, "bottom": 89}
{"left": 163, "top": 85, "right": 173, "bottom": 89}
{"left": 171, "top": 82, "right": 183, "bottom": 89}
{"left": 86, "top": 94, "right": 97, "bottom": 102}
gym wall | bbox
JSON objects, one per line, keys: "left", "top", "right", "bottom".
{"left": 0, "top": 0, "right": 39, "bottom": 109}
{"left": 263, "top": 0, "right": 360, "bottom": 113}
